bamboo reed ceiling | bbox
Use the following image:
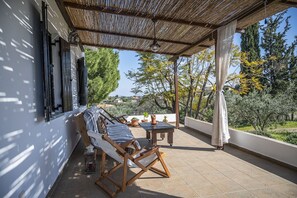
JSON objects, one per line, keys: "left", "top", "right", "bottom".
{"left": 61, "top": 0, "right": 294, "bottom": 56}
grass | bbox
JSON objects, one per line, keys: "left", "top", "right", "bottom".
{"left": 268, "top": 121, "right": 297, "bottom": 130}
{"left": 232, "top": 121, "right": 297, "bottom": 145}
{"left": 270, "top": 132, "right": 290, "bottom": 142}
{"left": 234, "top": 121, "right": 297, "bottom": 132}
{"left": 234, "top": 125, "right": 254, "bottom": 131}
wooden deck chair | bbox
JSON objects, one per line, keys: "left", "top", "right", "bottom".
{"left": 87, "top": 131, "right": 171, "bottom": 197}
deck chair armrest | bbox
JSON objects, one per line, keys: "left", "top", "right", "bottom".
{"left": 101, "top": 134, "right": 127, "bottom": 155}
{"left": 120, "top": 139, "right": 141, "bottom": 151}
{"left": 134, "top": 146, "right": 159, "bottom": 162}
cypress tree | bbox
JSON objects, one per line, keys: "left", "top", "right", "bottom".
{"left": 241, "top": 23, "right": 260, "bottom": 64}
{"left": 260, "top": 11, "right": 296, "bottom": 95}
{"left": 240, "top": 23, "right": 261, "bottom": 92}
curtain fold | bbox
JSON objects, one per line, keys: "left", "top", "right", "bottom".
{"left": 211, "top": 20, "right": 237, "bottom": 147}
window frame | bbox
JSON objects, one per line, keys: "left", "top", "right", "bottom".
{"left": 41, "top": 1, "right": 73, "bottom": 121}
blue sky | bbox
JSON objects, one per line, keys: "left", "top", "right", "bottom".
{"left": 110, "top": 8, "right": 297, "bottom": 96}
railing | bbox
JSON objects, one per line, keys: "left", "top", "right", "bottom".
{"left": 185, "top": 116, "right": 297, "bottom": 169}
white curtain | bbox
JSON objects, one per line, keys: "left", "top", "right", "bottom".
{"left": 212, "top": 20, "right": 237, "bottom": 147}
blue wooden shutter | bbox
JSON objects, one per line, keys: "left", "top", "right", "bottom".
{"left": 60, "top": 38, "right": 73, "bottom": 112}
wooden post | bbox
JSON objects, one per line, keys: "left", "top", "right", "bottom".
{"left": 173, "top": 58, "right": 179, "bottom": 129}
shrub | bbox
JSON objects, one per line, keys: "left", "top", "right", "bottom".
{"left": 284, "top": 133, "right": 297, "bottom": 145}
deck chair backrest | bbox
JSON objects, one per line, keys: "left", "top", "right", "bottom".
{"left": 87, "top": 131, "right": 124, "bottom": 163}
{"left": 84, "top": 107, "right": 109, "bottom": 148}
{"left": 84, "top": 108, "right": 100, "bottom": 134}
{"left": 74, "top": 112, "right": 91, "bottom": 147}
{"left": 99, "top": 111, "right": 115, "bottom": 124}
{"left": 97, "top": 116, "right": 107, "bottom": 134}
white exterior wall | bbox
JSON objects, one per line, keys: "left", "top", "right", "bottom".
{"left": 185, "top": 117, "right": 297, "bottom": 168}
{"left": 0, "top": 1, "right": 84, "bottom": 197}
{"left": 127, "top": 114, "right": 176, "bottom": 123}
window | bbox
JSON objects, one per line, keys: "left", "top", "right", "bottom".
{"left": 77, "top": 57, "right": 88, "bottom": 106}
{"left": 41, "top": 2, "right": 72, "bottom": 121}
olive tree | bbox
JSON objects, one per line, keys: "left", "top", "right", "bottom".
{"left": 226, "top": 91, "right": 292, "bottom": 132}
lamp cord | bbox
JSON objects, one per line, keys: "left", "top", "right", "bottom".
{"left": 154, "top": 20, "right": 156, "bottom": 40}
{"left": 264, "top": 0, "right": 268, "bottom": 24}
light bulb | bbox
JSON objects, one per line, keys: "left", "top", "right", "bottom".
{"left": 150, "top": 40, "right": 160, "bottom": 52}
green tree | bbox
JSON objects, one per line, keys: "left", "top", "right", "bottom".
{"left": 260, "top": 11, "right": 297, "bottom": 95}
{"left": 178, "top": 49, "right": 216, "bottom": 119}
{"left": 241, "top": 23, "right": 260, "bottom": 63}
{"left": 240, "top": 23, "right": 262, "bottom": 93}
{"left": 86, "top": 48, "right": 120, "bottom": 104}
{"left": 232, "top": 52, "right": 265, "bottom": 95}
{"left": 226, "top": 90, "right": 292, "bottom": 132}
{"left": 126, "top": 53, "right": 176, "bottom": 112}
{"left": 127, "top": 46, "right": 241, "bottom": 122}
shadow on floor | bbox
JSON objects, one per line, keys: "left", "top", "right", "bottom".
{"left": 161, "top": 145, "right": 216, "bottom": 151}
{"left": 47, "top": 140, "right": 180, "bottom": 198}
{"left": 178, "top": 126, "right": 297, "bottom": 184}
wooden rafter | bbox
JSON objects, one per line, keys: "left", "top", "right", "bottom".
{"left": 63, "top": 2, "right": 219, "bottom": 29}
{"left": 280, "top": 0, "right": 297, "bottom": 7}
{"left": 75, "top": 27, "right": 191, "bottom": 46}
{"left": 177, "top": 32, "right": 216, "bottom": 56}
{"left": 55, "top": 0, "right": 84, "bottom": 51}
{"left": 177, "top": 0, "right": 278, "bottom": 56}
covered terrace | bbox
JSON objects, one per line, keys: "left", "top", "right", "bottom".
{"left": 54, "top": 0, "right": 297, "bottom": 197}
{"left": 0, "top": 0, "right": 296, "bottom": 198}
{"left": 58, "top": 0, "right": 297, "bottom": 129}
{"left": 50, "top": 0, "right": 297, "bottom": 197}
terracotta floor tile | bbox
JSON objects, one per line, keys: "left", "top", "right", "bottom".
{"left": 224, "top": 190, "right": 256, "bottom": 198}
{"left": 192, "top": 183, "right": 222, "bottom": 197}
{"left": 250, "top": 188, "right": 288, "bottom": 198}
{"left": 48, "top": 125, "right": 297, "bottom": 198}
{"left": 270, "top": 183, "right": 297, "bottom": 198}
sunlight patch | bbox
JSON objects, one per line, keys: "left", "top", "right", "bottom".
{"left": 0, "top": 98, "right": 19, "bottom": 103}
{"left": 2, "top": 0, "right": 11, "bottom": 9}
{"left": 4, "top": 129, "right": 23, "bottom": 139}
{"left": 0, "top": 41, "right": 6, "bottom": 46}
{"left": 3, "top": 66, "right": 13, "bottom": 71}
{"left": 0, "top": 143, "right": 16, "bottom": 156}
{"left": 0, "top": 145, "right": 34, "bottom": 177}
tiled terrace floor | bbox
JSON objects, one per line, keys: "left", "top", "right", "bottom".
{"left": 48, "top": 126, "right": 297, "bottom": 198}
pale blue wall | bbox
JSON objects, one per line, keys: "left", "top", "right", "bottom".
{"left": 0, "top": 1, "right": 84, "bottom": 197}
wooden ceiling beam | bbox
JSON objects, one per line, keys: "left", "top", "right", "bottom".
{"left": 177, "top": 32, "right": 216, "bottom": 56}
{"left": 81, "top": 42, "right": 186, "bottom": 56}
{"left": 280, "top": 0, "right": 297, "bottom": 7}
{"left": 75, "top": 27, "right": 191, "bottom": 46}
{"left": 63, "top": 2, "right": 219, "bottom": 29}
{"left": 177, "top": 0, "right": 278, "bottom": 56}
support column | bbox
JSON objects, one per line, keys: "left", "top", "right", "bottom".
{"left": 173, "top": 58, "right": 179, "bottom": 129}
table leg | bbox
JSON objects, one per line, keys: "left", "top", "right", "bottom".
{"left": 167, "top": 132, "right": 173, "bottom": 146}
{"left": 152, "top": 131, "right": 157, "bottom": 146}
{"left": 160, "top": 133, "right": 165, "bottom": 140}
{"left": 146, "top": 131, "right": 150, "bottom": 139}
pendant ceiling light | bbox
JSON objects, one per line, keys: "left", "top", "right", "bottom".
{"left": 264, "top": 0, "right": 268, "bottom": 24}
{"left": 150, "top": 19, "right": 160, "bottom": 52}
